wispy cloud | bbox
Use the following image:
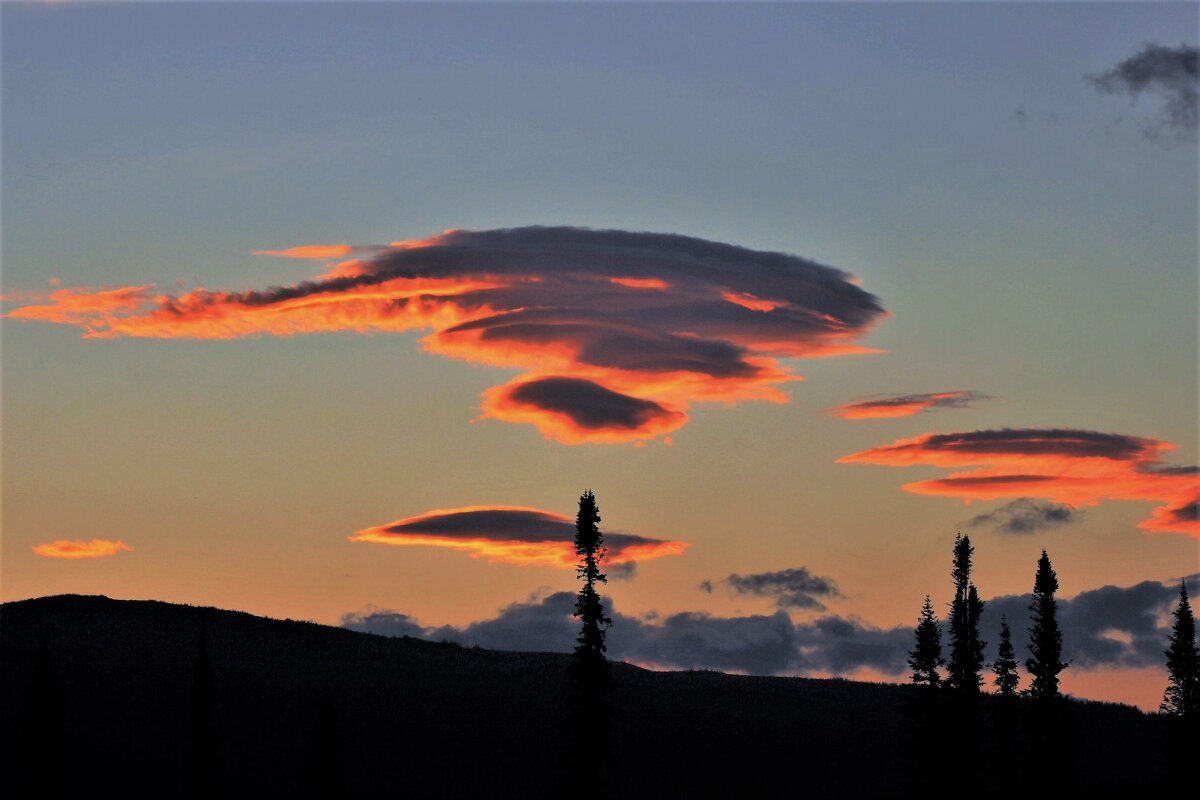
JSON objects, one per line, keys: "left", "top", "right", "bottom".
{"left": 701, "top": 567, "right": 842, "bottom": 611}
{"left": 831, "top": 390, "right": 991, "bottom": 420}
{"left": 32, "top": 539, "right": 133, "bottom": 559}
{"left": 1089, "top": 42, "right": 1198, "bottom": 142}
{"left": 350, "top": 504, "right": 687, "bottom": 568}
{"left": 2, "top": 227, "right": 886, "bottom": 444}
{"left": 839, "top": 428, "right": 1198, "bottom": 536}
{"left": 968, "top": 498, "right": 1082, "bottom": 535}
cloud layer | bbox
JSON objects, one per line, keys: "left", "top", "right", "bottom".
{"left": 343, "top": 574, "right": 1197, "bottom": 677}
{"left": 968, "top": 498, "right": 1082, "bottom": 535}
{"left": 1089, "top": 42, "right": 1198, "bottom": 141}
{"left": 701, "top": 567, "right": 842, "bottom": 611}
{"left": 349, "top": 505, "right": 687, "bottom": 568}
{"left": 3, "top": 227, "right": 886, "bottom": 443}
{"left": 839, "top": 428, "right": 1199, "bottom": 536}
{"left": 32, "top": 539, "right": 133, "bottom": 559}
{"left": 831, "top": 391, "right": 991, "bottom": 419}
{"left": 343, "top": 591, "right": 904, "bottom": 675}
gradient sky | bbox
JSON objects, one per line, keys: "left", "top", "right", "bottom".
{"left": 3, "top": 2, "right": 1197, "bottom": 711}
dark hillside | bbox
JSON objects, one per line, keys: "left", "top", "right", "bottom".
{"left": 0, "top": 595, "right": 1167, "bottom": 798}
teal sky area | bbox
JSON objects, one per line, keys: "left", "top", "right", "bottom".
{"left": 3, "top": 2, "right": 1197, "bottom": 709}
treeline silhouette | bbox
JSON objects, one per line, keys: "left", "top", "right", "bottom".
{"left": 0, "top": 494, "right": 1191, "bottom": 798}
{"left": 903, "top": 534, "right": 1197, "bottom": 796}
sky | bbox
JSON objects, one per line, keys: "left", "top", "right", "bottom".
{"left": 2, "top": 2, "right": 1197, "bottom": 711}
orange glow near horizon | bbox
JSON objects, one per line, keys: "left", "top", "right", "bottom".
{"left": 32, "top": 539, "right": 133, "bottom": 559}
{"left": 840, "top": 429, "right": 1199, "bottom": 536}
{"left": 349, "top": 504, "right": 688, "bottom": 566}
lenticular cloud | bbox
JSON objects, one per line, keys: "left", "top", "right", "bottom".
{"left": 839, "top": 427, "right": 1199, "bottom": 536}
{"left": 3, "top": 227, "right": 885, "bottom": 443}
{"left": 350, "top": 505, "right": 687, "bottom": 567}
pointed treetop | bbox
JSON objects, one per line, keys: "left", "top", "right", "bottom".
{"left": 1034, "top": 549, "right": 1058, "bottom": 596}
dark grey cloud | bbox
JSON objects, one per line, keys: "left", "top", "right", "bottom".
{"left": 343, "top": 591, "right": 894, "bottom": 675}
{"left": 503, "top": 377, "right": 682, "bottom": 431}
{"left": 341, "top": 609, "right": 428, "bottom": 639}
{"left": 1089, "top": 43, "right": 1198, "bottom": 141}
{"left": 607, "top": 561, "right": 638, "bottom": 581}
{"left": 702, "top": 567, "right": 842, "bottom": 611}
{"left": 968, "top": 498, "right": 1083, "bottom": 535}
{"left": 911, "top": 429, "right": 1158, "bottom": 460}
{"left": 1168, "top": 501, "right": 1198, "bottom": 524}
{"left": 343, "top": 574, "right": 1197, "bottom": 678}
{"left": 984, "top": 574, "right": 1199, "bottom": 669}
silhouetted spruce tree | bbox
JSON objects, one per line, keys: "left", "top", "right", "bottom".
{"left": 565, "top": 490, "right": 614, "bottom": 798}
{"left": 946, "top": 533, "right": 986, "bottom": 693}
{"left": 1162, "top": 579, "right": 1199, "bottom": 790}
{"left": 1025, "top": 550, "right": 1066, "bottom": 701}
{"left": 1161, "top": 580, "right": 1198, "bottom": 717}
{"left": 571, "top": 489, "right": 611, "bottom": 686}
{"left": 908, "top": 595, "right": 944, "bottom": 688}
{"left": 992, "top": 616, "right": 1020, "bottom": 698}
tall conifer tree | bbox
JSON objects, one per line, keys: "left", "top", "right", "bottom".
{"left": 571, "top": 490, "right": 611, "bottom": 685}
{"left": 908, "top": 595, "right": 944, "bottom": 688}
{"left": 1161, "top": 580, "right": 1199, "bottom": 718}
{"left": 947, "top": 534, "right": 986, "bottom": 692}
{"left": 992, "top": 616, "right": 1020, "bottom": 697}
{"left": 1026, "top": 550, "right": 1066, "bottom": 700}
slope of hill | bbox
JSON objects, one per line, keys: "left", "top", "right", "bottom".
{"left": 0, "top": 595, "right": 1167, "bottom": 798}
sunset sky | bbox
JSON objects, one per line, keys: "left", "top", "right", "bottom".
{"left": 3, "top": 2, "right": 1196, "bottom": 711}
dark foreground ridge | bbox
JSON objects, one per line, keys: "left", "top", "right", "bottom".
{"left": 0, "top": 595, "right": 1167, "bottom": 798}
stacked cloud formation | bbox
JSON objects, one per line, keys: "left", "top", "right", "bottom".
{"left": 351, "top": 505, "right": 687, "bottom": 568}
{"left": 840, "top": 428, "right": 1199, "bottom": 536}
{"left": 2, "top": 227, "right": 885, "bottom": 443}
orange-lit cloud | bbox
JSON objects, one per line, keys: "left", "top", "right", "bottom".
{"left": 32, "top": 539, "right": 133, "bottom": 559}
{"left": 3, "top": 227, "right": 885, "bottom": 442}
{"left": 252, "top": 244, "right": 357, "bottom": 259}
{"left": 481, "top": 376, "right": 686, "bottom": 444}
{"left": 349, "top": 504, "right": 688, "bottom": 568}
{"left": 610, "top": 276, "right": 669, "bottom": 290}
{"left": 831, "top": 390, "right": 992, "bottom": 419}
{"left": 839, "top": 428, "right": 1199, "bottom": 536}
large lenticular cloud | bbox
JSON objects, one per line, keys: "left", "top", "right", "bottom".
{"left": 350, "top": 505, "right": 687, "bottom": 567}
{"left": 2, "top": 227, "right": 885, "bottom": 443}
{"left": 839, "top": 428, "right": 1199, "bottom": 536}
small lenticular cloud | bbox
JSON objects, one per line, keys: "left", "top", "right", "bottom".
{"left": 33, "top": 539, "right": 133, "bottom": 559}
{"left": 350, "top": 504, "right": 687, "bottom": 568}
{"left": 839, "top": 427, "right": 1199, "bottom": 536}
{"left": 832, "top": 390, "right": 991, "bottom": 419}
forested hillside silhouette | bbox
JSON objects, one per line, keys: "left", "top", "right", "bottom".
{"left": 0, "top": 593, "right": 1172, "bottom": 799}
